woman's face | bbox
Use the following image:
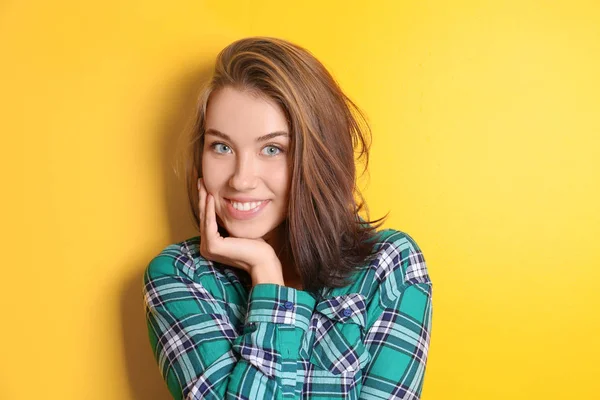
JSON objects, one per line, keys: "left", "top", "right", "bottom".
{"left": 202, "top": 86, "right": 291, "bottom": 241}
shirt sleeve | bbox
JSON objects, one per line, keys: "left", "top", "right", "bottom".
{"left": 142, "top": 254, "right": 316, "bottom": 400}
{"left": 359, "top": 234, "right": 433, "bottom": 400}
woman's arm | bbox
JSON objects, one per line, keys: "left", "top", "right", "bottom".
{"left": 143, "top": 253, "right": 314, "bottom": 400}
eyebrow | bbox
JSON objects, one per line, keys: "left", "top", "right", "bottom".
{"left": 205, "top": 128, "right": 290, "bottom": 142}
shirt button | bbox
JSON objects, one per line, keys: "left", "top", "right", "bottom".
{"left": 284, "top": 301, "right": 294, "bottom": 310}
{"left": 343, "top": 307, "right": 352, "bottom": 317}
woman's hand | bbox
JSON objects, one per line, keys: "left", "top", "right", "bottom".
{"left": 197, "top": 178, "right": 285, "bottom": 286}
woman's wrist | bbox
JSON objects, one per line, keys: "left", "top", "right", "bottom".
{"left": 251, "top": 272, "right": 285, "bottom": 287}
{"left": 251, "top": 277, "right": 285, "bottom": 287}
{"left": 250, "top": 256, "right": 285, "bottom": 287}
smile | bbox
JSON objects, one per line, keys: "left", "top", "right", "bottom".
{"left": 230, "top": 200, "right": 264, "bottom": 211}
{"left": 225, "top": 199, "right": 270, "bottom": 220}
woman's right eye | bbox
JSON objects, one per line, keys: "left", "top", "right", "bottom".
{"left": 210, "top": 143, "right": 232, "bottom": 154}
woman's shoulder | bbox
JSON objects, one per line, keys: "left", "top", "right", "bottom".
{"left": 344, "top": 228, "right": 432, "bottom": 303}
{"left": 369, "top": 228, "right": 430, "bottom": 284}
{"left": 144, "top": 236, "right": 248, "bottom": 287}
{"left": 320, "top": 228, "right": 431, "bottom": 317}
{"left": 375, "top": 226, "right": 424, "bottom": 249}
{"left": 144, "top": 236, "right": 202, "bottom": 278}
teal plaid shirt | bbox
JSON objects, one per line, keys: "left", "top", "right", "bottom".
{"left": 143, "top": 229, "right": 432, "bottom": 399}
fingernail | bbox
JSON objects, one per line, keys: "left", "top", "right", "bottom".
{"left": 197, "top": 178, "right": 202, "bottom": 190}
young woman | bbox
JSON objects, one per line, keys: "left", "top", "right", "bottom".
{"left": 143, "top": 37, "right": 432, "bottom": 400}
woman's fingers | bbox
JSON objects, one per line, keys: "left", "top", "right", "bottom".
{"left": 206, "top": 193, "right": 219, "bottom": 238}
{"left": 199, "top": 180, "right": 221, "bottom": 256}
{"left": 203, "top": 193, "right": 213, "bottom": 239}
{"left": 198, "top": 178, "right": 206, "bottom": 237}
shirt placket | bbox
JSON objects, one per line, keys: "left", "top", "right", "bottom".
{"left": 279, "top": 323, "right": 299, "bottom": 398}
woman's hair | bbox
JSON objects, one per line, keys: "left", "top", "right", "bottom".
{"left": 179, "top": 36, "right": 387, "bottom": 293}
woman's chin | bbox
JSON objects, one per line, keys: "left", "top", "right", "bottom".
{"left": 217, "top": 215, "right": 286, "bottom": 242}
{"left": 220, "top": 224, "right": 266, "bottom": 240}
{"left": 230, "top": 232, "right": 263, "bottom": 240}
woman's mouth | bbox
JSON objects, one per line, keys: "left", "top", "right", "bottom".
{"left": 225, "top": 199, "right": 270, "bottom": 220}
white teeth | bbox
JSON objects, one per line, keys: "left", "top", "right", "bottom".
{"left": 231, "top": 200, "right": 263, "bottom": 211}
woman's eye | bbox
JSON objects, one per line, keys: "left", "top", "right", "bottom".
{"left": 211, "top": 143, "right": 232, "bottom": 154}
{"left": 261, "top": 145, "right": 282, "bottom": 156}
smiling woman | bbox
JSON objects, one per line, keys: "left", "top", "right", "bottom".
{"left": 142, "top": 37, "right": 432, "bottom": 400}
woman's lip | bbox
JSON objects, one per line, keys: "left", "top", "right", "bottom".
{"left": 226, "top": 197, "right": 267, "bottom": 202}
{"left": 225, "top": 199, "right": 270, "bottom": 220}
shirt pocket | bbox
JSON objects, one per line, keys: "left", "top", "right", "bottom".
{"left": 305, "top": 293, "right": 371, "bottom": 375}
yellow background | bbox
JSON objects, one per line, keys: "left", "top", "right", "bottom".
{"left": 1, "top": 1, "right": 599, "bottom": 399}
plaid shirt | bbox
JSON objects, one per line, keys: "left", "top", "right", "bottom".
{"left": 143, "top": 229, "right": 432, "bottom": 400}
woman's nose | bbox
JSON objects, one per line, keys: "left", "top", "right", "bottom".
{"left": 228, "top": 154, "right": 259, "bottom": 191}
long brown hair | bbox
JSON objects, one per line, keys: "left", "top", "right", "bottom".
{"left": 179, "top": 36, "right": 387, "bottom": 293}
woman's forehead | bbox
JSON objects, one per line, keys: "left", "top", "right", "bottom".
{"left": 206, "top": 87, "right": 289, "bottom": 142}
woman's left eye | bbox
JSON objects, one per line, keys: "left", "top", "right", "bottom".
{"left": 261, "top": 145, "right": 283, "bottom": 156}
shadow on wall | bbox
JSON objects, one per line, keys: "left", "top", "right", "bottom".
{"left": 120, "top": 63, "right": 214, "bottom": 400}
